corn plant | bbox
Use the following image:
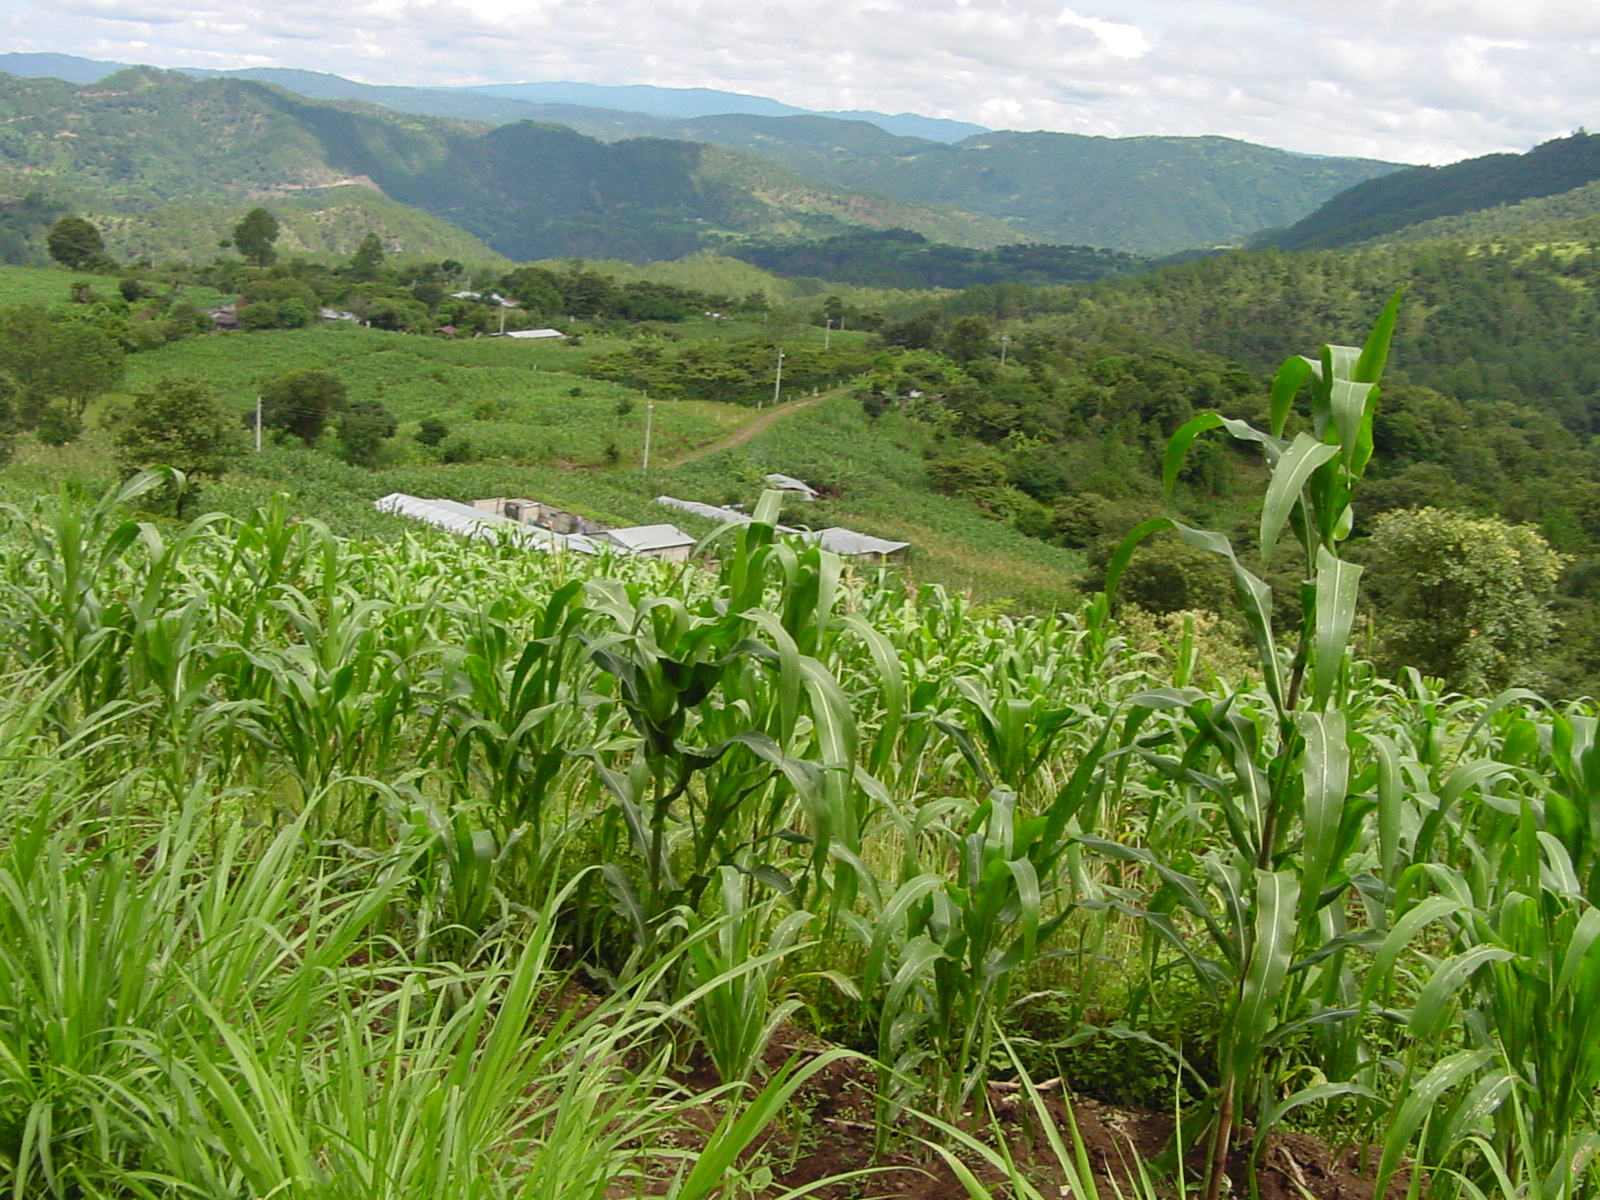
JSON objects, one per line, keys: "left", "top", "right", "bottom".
{"left": 1369, "top": 814, "right": 1600, "bottom": 1200}
{"left": 1099, "top": 291, "right": 1404, "bottom": 1200}
{"left": 580, "top": 494, "right": 859, "bottom": 941}
{"left": 679, "top": 866, "right": 816, "bottom": 1085}
{"left": 844, "top": 724, "right": 1114, "bottom": 1124}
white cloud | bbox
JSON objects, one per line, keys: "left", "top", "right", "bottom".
{"left": 1058, "top": 7, "right": 1151, "bottom": 58}
{"left": 1, "top": 0, "right": 1596, "bottom": 163}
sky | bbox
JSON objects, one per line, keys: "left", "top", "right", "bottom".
{"left": 2, "top": 0, "right": 1597, "bottom": 164}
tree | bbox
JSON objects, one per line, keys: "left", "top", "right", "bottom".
{"left": 336, "top": 400, "right": 397, "bottom": 467}
{"left": 415, "top": 417, "right": 450, "bottom": 447}
{"left": 0, "top": 306, "right": 125, "bottom": 431}
{"left": 882, "top": 308, "right": 942, "bottom": 350}
{"left": 46, "top": 217, "right": 105, "bottom": 271}
{"left": 1364, "top": 506, "right": 1565, "bottom": 691}
{"left": 260, "top": 369, "right": 347, "bottom": 446}
{"left": 943, "top": 315, "right": 992, "bottom": 363}
{"left": 232, "top": 208, "right": 280, "bottom": 268}
{"left": 113, "top": 376, "right": 244, "bottom": 512}
{"left": 348, "top": 233, "right": 386, "bottom": 281}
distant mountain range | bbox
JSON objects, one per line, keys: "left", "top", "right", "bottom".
{"left": 0, "top": 52, "right": 1404, "bottom": 257}
{"left": 0, "top": 54, "right": 987, "bottom": 143}
{"left": 0, "top": 67, "right": 1015, "bottom": 261}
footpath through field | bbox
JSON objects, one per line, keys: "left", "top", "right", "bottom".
{"left": 663, "top": 391, "right": 833, "bottom": 466}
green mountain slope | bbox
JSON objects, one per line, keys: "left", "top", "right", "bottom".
{"left": 1352, "top": 178, "right": 1600, "bottom": 247}
{"left": 88, "top": 186, "right": 506, "bottom": 265}
{"left": 0, "top": 67, "right": 1016, "bottom": 261}
{"left": 1266, "top": 132, "right": 1600, "bottom": 250}
{"left": 0, "top": 53, "right": 988, "bottom": 142}
{"left": 790, "top": 131, "right": 1400, "bottom": 254}
{"left": 1034, "top": 236, "right": 1600, "bottom": 433}
{"left": 212, "top": 90, "right": 1398, "bottom": 257}
{"left": 0, "top": 55, "right": 1400, "bottom": 257}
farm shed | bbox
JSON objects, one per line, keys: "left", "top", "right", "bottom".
{"left": 375, "top": 494, "right": 600, "bottom": 554}
{"left": 494, "top": 328, "right": 566, "bottom": 340}
{"left": 598, "top": 524, "right": 697, "bottom": 563}
{"left": 656, "top": 496, "right": 750, "bottom": 523}
{"left": 809, "top": 527, "right": 910, "bottom": 563}
{"left": 655, "top": 496, "right": 807, "bottom": 536}
{"left": 475, "top": 497, "right": 608, "bottom": 536}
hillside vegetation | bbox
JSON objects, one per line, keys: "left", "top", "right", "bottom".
{"left": 86, "top": 187, "right": 507, "bottom": 266}
{"left": 0, "top": 68, "right": 1015, "bottom": 262}
{"left": 1266, "top": 131, "right": 1600, "bottom": 250}
{"left": 4, "top": 313, "right": 1600, "bottom": 1198}
{"left": 797, "top": 131, "right": 1399, "bottom": 254}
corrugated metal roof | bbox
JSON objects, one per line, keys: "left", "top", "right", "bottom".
{"left": 655, "top": 496, "right": 812, "bottom": 536}
{"left": 812, "top": 527, "right": 910, "bottom": 557}
{"left": 656, "top": 496, "right": 752, "bottom": 523}
{"left": 601, "top": 524, "right": 696, "bottom": 553}
{"left": 374, "top": 494, "right": 599, "bottom": 553}
{"left": 497, "top": 328, "right": 566, "bottom": 339}
{"left": 764, "top": 473, "right": 819, "bottom": 499}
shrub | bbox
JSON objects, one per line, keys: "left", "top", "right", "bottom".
{"left": 1364, "top": 506, "right": 1565, "bottom": 690}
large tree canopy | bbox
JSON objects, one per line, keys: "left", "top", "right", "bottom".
{"left": 232, "top": 208, "right": 281, "bottom": 268}
{"left": 113, "top": 375, "right": 244, "bottom": 514}
{"left": 260, "top": 369, "right": 348, "bottom": 446}
{"left": 1364, "top": 507, "right": 1565, "bottom": 692}
{"left": 0, "top": 306, "right": 125, "bottom": 428}
{"left": 45, "top": 217, "right": 105, "bottom": 271}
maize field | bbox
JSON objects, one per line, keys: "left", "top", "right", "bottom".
{"left": 1, "top": 299, "right": 1598, "bottom": 1200}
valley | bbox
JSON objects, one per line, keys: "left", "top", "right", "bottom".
{"left": 3, "top": 53, "right": 1600, "bottom": 1200}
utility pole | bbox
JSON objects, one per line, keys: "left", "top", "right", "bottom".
{"left": 770, "top": 349, "right": 784, "bottom": 410}
{"left": 1000, "top": 333, "right": 1010, "bottom": 366}
{"left": 824, "top": 319, "right": 832, "bottom": 351}
{"left": 498, "top": 304, "right": 507, "bottom": 336}
{"left": 254, "top": 395, "right": 262, "bottom": 452}
{"left": 640, "top": 394, "right": 653, "bottom": 474}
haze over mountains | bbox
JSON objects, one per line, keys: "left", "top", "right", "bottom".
{"left": 0, "top": 53, "right": 988, "bottom": 143}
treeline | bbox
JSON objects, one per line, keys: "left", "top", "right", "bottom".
{"left": 879, "top": 239, "right": 1600, "bottom": 435}
{"left": 44, "top": 208, "right": 772, "bottom": 338}
{"left": 725, "top": 229, "right": 1145, "bottom": 290}
{"left": 578, "top": 339, "right": 874, "bottom": 406}
{"left": 848, "top": 308, "right": 1600, "bottom": 693}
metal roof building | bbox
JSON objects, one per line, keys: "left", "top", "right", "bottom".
{"left": 809, "top": 527, "right": 910, "bottom": 561}
{"left": 656, "top": 496, "right": 752, "bottom": 524}
{"left": 374, "top": 494, "right": 600, "bottom": 554}
{"left": 598, "top": 524, "right": 697, "bottom": 562}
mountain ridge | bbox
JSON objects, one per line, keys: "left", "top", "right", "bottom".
{"left": 0, "top": 53, "right": 987, "bottom": 143}
{"left": 0, "top": 67, "right": 1017, "bottom": 261}
{"left": 1264, "top": 131, "right": 1600, "bottom": 250}
{"left": 0, "top": 52, "right": 1405, "bottom": 255}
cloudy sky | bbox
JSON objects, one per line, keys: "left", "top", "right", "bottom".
{"left": 3, "top": 0, "right": 1596, "bottom": 164}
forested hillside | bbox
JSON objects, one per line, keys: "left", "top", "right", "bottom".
{"left": 0, "top": 56, "right": 1403, "bottom": 258}
{"left": 725, "top": 229, "right": 1145, "bottom": 288}
{"left": 0, "top": 68, "right": 1015, "bottom": 261}
{"left": 939, "top": 236, "right": 1600, "bottom": 434}
{"left": 1267, "top": 131, "right": 1600, "bottom": 249}
{"left": 800, "top": 131, "right": 1399, "bottom": 254}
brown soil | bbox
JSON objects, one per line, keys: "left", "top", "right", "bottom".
{"left": 661, "top": 1023, "right": 1411, "bottom": 1200}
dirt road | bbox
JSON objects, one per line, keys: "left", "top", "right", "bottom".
{"left": 664, "top": 393, "right": 829, "bottom": 467}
